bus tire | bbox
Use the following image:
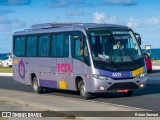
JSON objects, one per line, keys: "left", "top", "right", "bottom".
{"left": 123, "top": 90, "right": 133, "bottom": 97}
{"left": 32, "top": 77, "right": 43, "bottom": 93}
{"left": 42, "top": 87, "right": 49, "bottom": 93}
{"left": 78, "top": 81, "right": 91, "bottom": 100}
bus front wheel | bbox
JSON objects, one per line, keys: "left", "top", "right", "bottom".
{"left": 32, "top": 77, "right": 43, "bottom": 93}
{"left": 78, "top": 81, "right": 91, "bottom": 100}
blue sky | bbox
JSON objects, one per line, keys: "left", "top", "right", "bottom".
{"left": 0, "top": 0, "right": 160, "bottom": 53}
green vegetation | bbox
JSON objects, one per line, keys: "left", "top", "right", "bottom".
{"left": 0, "top": 66, "right": 12, "bottom": 73}
{"left": 152, "top": 60, "right": 159, "bottom": 61}
{"left": 0, "top": 117, "right": 8, "bottom": 120}
{"left": 152, "top": 59, "right": 160, "bottom": 61}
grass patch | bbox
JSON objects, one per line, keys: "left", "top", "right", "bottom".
{"left": 0, "top": 117, "right": 8, "bottom": 120}
{"left": 152, "top": 59, "right": 158, "bottom": 61}
{"left": 0, "top": 66, "right": 12, "bottom": 73}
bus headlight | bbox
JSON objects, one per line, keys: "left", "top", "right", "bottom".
{"left": 136, "top": 72, "right": 147, "bottom": 78}
{"left": 93, "top": 74, "right": 111, "bottom": 80}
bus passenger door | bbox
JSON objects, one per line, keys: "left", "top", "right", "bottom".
{"left": 63, "top": 35, "right": 74, "bottom": 90}
{"left": 56, "top": 35, "right": 73, "bottom": 90}
{"left": 71, "top": 32, "right": 92, "bottom": 91}
{"left": 57, "top": 58, "right": 66, "bottom": 90}
{"left": 64, "top": 57, "right": 73, "bottom": 90}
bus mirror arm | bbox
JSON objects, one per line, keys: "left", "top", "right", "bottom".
{"left": 137, "top": 36, "right": 141, "bottom": 45}
{"left": 135, "top": 33, "right": 141, "bottom": 45}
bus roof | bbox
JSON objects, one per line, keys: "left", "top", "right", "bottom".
{"left": 13, "top": 23, "right": 130, "bottom": 35}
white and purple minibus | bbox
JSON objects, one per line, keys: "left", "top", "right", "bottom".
{"left": 13, "top": 23, "right": 147, "bottom": 99}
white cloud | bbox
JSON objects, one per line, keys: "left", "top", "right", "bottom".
{"left": 0, "top": 18, "right": 26, "bottom": 32}
{"left": 48, "top": 0, "right": 69, "bottom": 8}
{"left": 27, "top": 18, "right": 42, "bottom": 28}
{"left": 127, "top": 17, "right": 140, "bottom": 28}
{"left": 93, "top": 12, "right": 118, "bottom": 24}
{"left": 93, "top": 12, "right": 160, "bottom": 28}
{"left": 0, "top": 15, "right": 26, "bottom": 47}
{"left": 101, "top": 0, "right": 137, "bottom": 6}
{"left": 66, "top": 10, "right": 85, "bottom": 16}
{"left": 0, "top": 14, "right": 26, "bottom": 30}
{"left": 144, "top": 18, "right": 159, "bottom": 26}
{"left": 93, "top": 12, "right": 160, "bottom": 48}
{"left": 48, "top": 0, "right": 93, "bottom": 8}
{"left": 127, "top": 17, "right": 160, "bottom": 28}
{"left": 0, "top": 9, "right": 15, "bottom": 14}
{"left": 10, "top": 19, "right": 25, "bottom": 28}
{"left": 0, "top": 16, "right": 26, "bottom": 52}
{"left": 72, "top": 0, "right": 85, "bottom": 5}
{"left": 0, "top": 15, "right": 7, "bottom": 23}
{"left": 0, "top": 0, "right": 31, "bottom": 6}
{"left": 127, "top": 17, "right": 160, "bottom": 48}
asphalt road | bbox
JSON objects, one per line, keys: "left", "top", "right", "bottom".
{"left": 0, "top": 71, "right": 160, "bottom": 111}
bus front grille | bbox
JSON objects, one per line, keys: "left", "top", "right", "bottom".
{"left": 107, "top": 82, "right": 139, "bottom": 91}
{"left": 112, "top": 77, "right": 134, "bottom": 80}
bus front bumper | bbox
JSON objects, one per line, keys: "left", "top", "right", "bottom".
{"left": 91, "top": 76, "right": 147, "bottom": 93}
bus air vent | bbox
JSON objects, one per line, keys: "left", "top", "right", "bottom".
{"left": 107, "top": 82, "right": 139, "bottom": 91}
{"left": 31, "top": 22, "right": 82, "bottom": 30}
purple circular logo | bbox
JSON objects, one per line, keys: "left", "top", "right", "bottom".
{"left": 18, "top": 58, "right": 25, "bottom": 79}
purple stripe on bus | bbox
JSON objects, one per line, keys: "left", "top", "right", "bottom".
{"left": 98, "top": 69, "right": 132, "bottom": 78}
{"left": 39, "top": 79, "right": 58, "bottom": 88}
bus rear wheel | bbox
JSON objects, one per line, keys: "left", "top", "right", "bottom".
{"left": 32, "top": 77, "right": 43, "bottom": 93}
{"left": 123, "top": 90, "right": 133, "bottom": 97}
{"left": 78, "top": 81, "right": 91, "bottom": 100}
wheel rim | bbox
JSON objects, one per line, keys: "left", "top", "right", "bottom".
{"left": 33, "top": 80, "right": 38, "bottom": 91}
{"left": 80, "top": 85, "right": 86, "bottom": 97}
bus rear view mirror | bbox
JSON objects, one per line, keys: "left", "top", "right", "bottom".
{"left": 137, "top": 36, "right": 141, "bottom": 45}
{"left": 135, "top": 33, "right": 141, "bottom": 45}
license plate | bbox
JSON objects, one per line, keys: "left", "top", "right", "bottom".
{"left": 117, "top": 89, "right": 128, "bottom": 92}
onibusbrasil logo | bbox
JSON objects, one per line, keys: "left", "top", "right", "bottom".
{"left": 18, "top": 58, "right": 25, "bottom": 79}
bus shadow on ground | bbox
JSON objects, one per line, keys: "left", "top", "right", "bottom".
{"left": 47, "top": 89, "right": 79, "bottom": 96}
{"left": 147, "top": 70, "right": 160, "bottom": 78}
{"left": 93, "top": 83, "right": 160, "bottom": 99}
{"left": 46, "top": 82, "right": 160, "bottom": 99}
{"left": 0, "top": 76, "right": 159, "bottom": 99}
{"left": 151, "top": 70, "right": 160, "bottom": 73}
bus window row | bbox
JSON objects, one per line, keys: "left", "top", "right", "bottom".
{"left": 13, "top": 34, "right": 69, "bottom": 57}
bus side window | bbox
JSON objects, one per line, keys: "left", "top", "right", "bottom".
{"left": 63, "top": 35, "right": 69, "bottom": 57}
{"left": 72, "top": 35, "right": 83, "bottom": 58}
{"left": 38, "top": 35, "right": 50, "bottom": 57}
{"left": 56, "top": 35, "right": 64, "bottom": 57}
{"left": 51, "top": 35, "right": 58, "bottom": 57}
{"left": 71, "top": 33, "right": 90, "bottom": 66}
{"left": 14, "top": 37, "right": 25, "bottom": 57}
{"left": 51, "top": 34, "right": 69, "bottom": 58}
{"left": 26, "top": 36, "right": 37, "bottom": 57}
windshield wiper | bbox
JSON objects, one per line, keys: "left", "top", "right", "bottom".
{"left": 121, "top": 48, "right": 135, "bottom": 63}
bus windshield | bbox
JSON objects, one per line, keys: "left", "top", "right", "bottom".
{"left": 88, "top": 30, "right": 142, "bottom": 64}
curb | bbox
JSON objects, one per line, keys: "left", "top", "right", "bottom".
{"left": 0, "top": 96, "right": 77, "bottom": 119}
{"left": 152, "top": 66, "right": 160, "bottom": 70}
{"left": 0, "top": 96, "right": 52, "bottom": 111}
{"left": 0, "top": 89, "right": 150, "bottom": 111}
{"left": 0, "top": 73, "right": 13, "bottom": 76}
